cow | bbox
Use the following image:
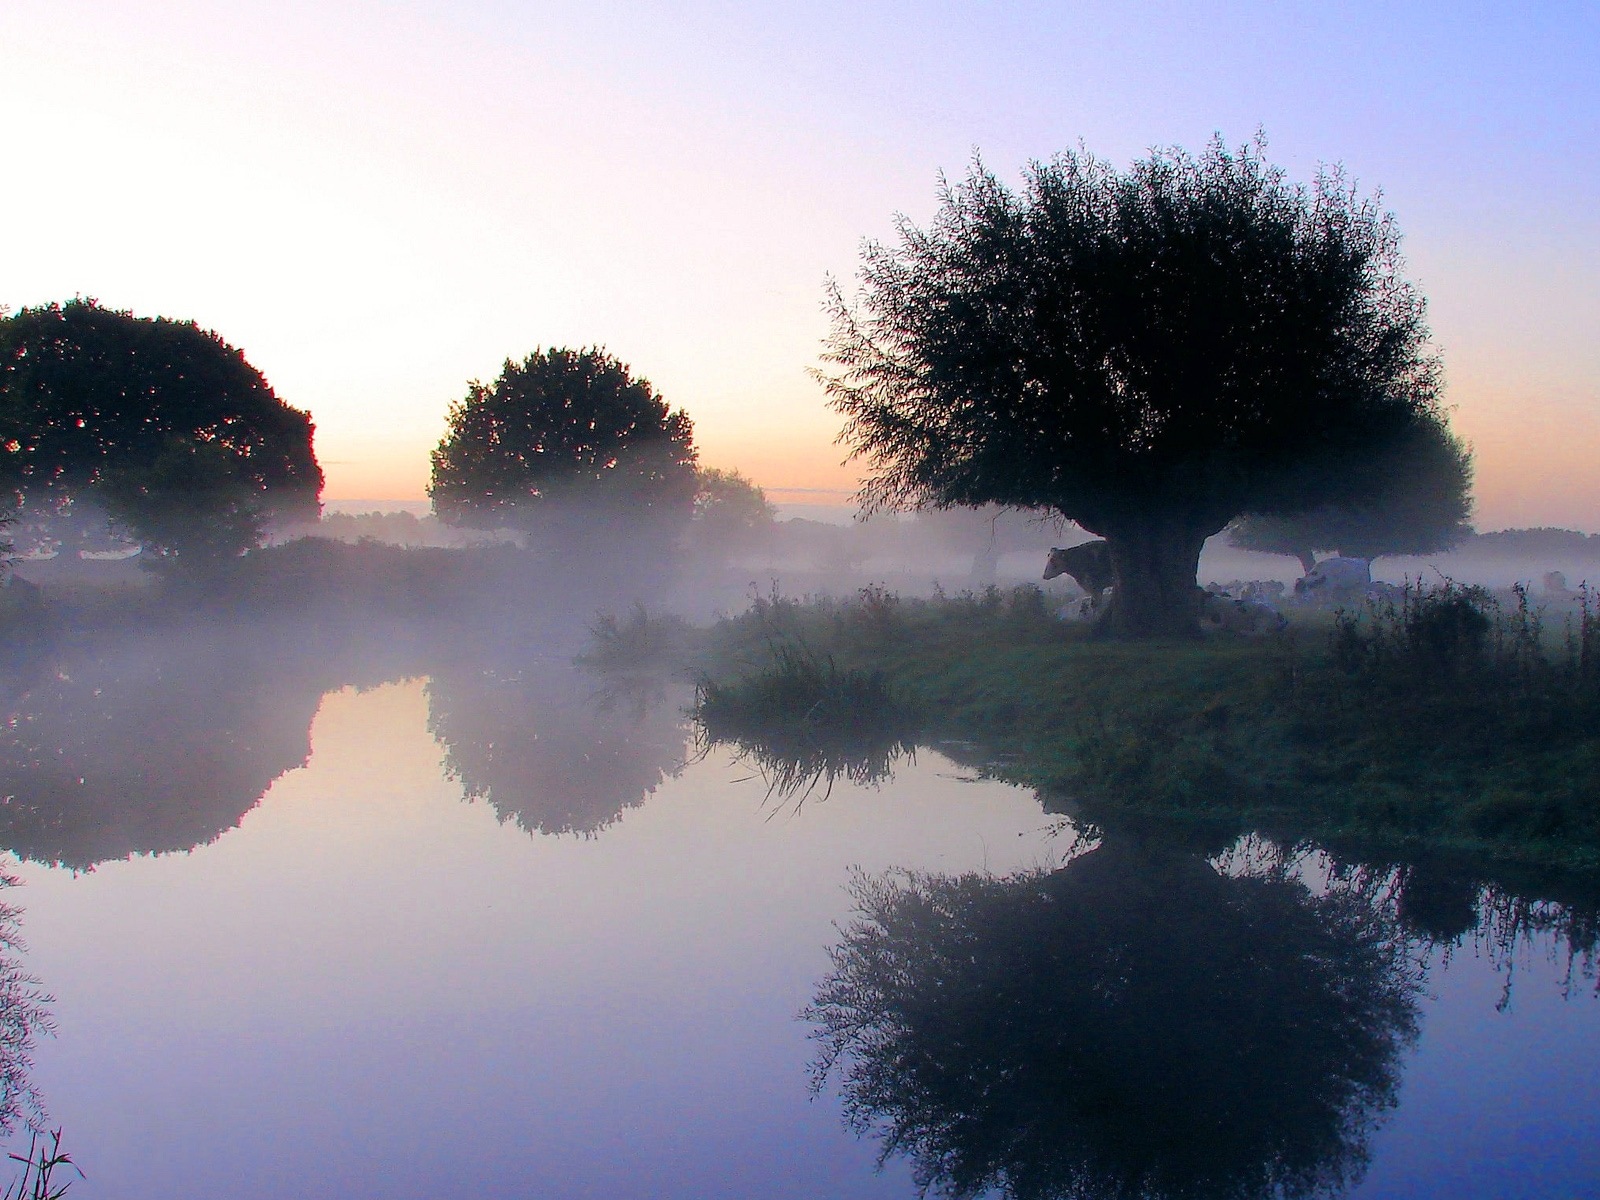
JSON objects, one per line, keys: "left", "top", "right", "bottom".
{"left": 1201, "top": 590, "right": 1288, "bottom": 635}
{"left": 1293, "top": 556, "right": 1371, "bottom": 603}
{"left": 1044, "top": 541, "right": 1114, "bottom": 610}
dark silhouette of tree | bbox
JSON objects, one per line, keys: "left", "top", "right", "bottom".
{"left": 426, "top": 651, "right": 691, "bottom": 837}
{"left": 808, "top": 840, "right": 1423, "bottom": 1200}
{"left": 0, "top": 299, "right": 322, "bottom": 553}
{"left": 428, "top": 348, "right": 698, "bottom": 550}
{"left": 98, "top": 434, "right": 269, "bottom": 569}
{"left": 1228, "top": 419, "right": 1473, "bottom": 573}
{"left": 821, "top": 137, "right": 1450, "bottom": 637}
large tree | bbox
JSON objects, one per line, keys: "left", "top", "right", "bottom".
{"left": 0, "top": 299, "right": 323, "bottom": 551}
{"left": 821, "top": 138, "right": 1449, "bottom": 637}
{"left": 1228, "top": 418, "right": 1474, "bottom": 573}
{"left": 429, "top": 347, "right": 698, "bottom": 542}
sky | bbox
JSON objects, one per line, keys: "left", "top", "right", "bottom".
{"left": 2, "top": 1, "right": 1596, "bottom": 529}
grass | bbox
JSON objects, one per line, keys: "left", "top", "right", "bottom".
{"left": 595, "top": 581, "right": 1600, "bottom": 875}
{"left": 3, "top": 1130, "right": 79, "bottom": 1200}
{"left": 693, "top": 636, "right": 921, "bottom": 805}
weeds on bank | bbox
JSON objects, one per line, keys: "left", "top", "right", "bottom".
{"left": 1289, "top": 580, "right": 1600, "bottom": 851}
{"left": 580, "top": 603, "right": 699, "bottom": 674}
{"left": 1318, "top": 580, "right": 1600, "bottom": 733}
{"left": 694, "top": 638, "right": 921, "bottom": 805}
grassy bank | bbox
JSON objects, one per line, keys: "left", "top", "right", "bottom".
{"left": 639, "top": 583, "right": 1600, "bottom": 874}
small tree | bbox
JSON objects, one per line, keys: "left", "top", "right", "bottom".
{"left": 1229, "top": 419, "right": 1474, "bottom": 572}
{"left": 822, "top": 137, "right": 1449, "bottom": 637}
{"left": 689, "top": 467, "right": 777, "bottom": 563}
{"left": 0, "top": 299, "right": 322, "bottom": 550}
{"left": 429, "top": 348, "right": 698, "bottom": 543}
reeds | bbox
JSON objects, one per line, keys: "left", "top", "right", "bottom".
{"left": 3, "top": 1130, "right": 79, "bottom": 1200}
{"left": 694, "top": 639, "right": 921, "bottom": 805}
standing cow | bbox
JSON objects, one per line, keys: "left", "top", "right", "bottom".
{"left": 1044, "top": 541, "right": 1114, "bottom": 610}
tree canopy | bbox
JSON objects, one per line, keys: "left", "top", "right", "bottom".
{"left": 1229, "top": 418, "right": 1474, "bottom": 571}
{"left": 0, "top": 299, "right": 323, "bottom": 551}
{"left": 429, "top": 347, "right": 698, "bottom": 537}
{"left": 821, "top": 137, "right": 1452, "bottom": 636}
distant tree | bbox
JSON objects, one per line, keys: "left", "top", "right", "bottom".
{"left": 1471, "top": 528, "right": 1600, "bottom": 557}
{"left": 0, "top": 299, "right": 323, "bottom": 552}
{"left": 689, "top": 467, "right": 777, "bottom": 562}
{"left": 1228, "top": 419, "right": 1474, "bottom": 572}
{"left": 822, "top": 137, "right": 1451, "bottom": 637}
{"left": 429, "top": 348, "right": 698, "bottom": 543}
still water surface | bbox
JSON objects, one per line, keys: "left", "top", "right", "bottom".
{"left": 3, "top": 647, "right": 1599, "bottom": 1197}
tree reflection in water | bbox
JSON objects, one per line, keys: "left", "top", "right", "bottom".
{"left": 807, "top": 839, "right": 1425, "bottom": 1200}
{"left": 0, "top": 632, "right": 332, "bottom": 869}
{"left": 426, "top": 654, "right": 692, "bottom": 837}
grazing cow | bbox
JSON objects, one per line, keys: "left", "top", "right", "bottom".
{"left": 1044, "top": 541, "right": 1114, "bottom": 610}
{"left": 1293, "top": 556, "right": 1371, "bottom": 602}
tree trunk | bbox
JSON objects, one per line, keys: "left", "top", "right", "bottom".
{"left": 1098, "top": 517, "right": 1210, "bottom": 639}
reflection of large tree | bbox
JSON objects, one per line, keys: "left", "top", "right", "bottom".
{"left": 0, "top": 633, "right": 331, "bottom": 868}
{"left": 808, "top": 840, "right": 1423, "bottom": 1200}
{"left": 426, "top": 655, "right": 691, "bottom": 836}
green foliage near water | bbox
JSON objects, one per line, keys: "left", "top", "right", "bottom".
{"left": 650, "top": 582, "right": 1600, "bottom": 870}
{"left": 694, "top": 636, "right": 921, "bottom": 802}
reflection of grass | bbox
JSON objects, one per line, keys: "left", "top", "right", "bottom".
{"left": 694, "top": 640, "right": 921, "bottom": 805}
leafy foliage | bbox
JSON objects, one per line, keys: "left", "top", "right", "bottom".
{"left": 1229, "top": 418, "right": 1473, "bottom": 568}
{"left": 821, "top": 136, "right": 1450, "bottom": 636}
{"left": 0, "top": 299, "right": 322, "bottom": 550}
{"left": 97, "top": 435, "right": 268, "bottom": 567}
{"left": 688, "top": 467, "right": 776, "bottom": 561}
{"left": 429, "top": 347, "right": 697, "bottom": 535}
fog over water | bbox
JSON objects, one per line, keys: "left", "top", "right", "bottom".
{"left": 3, "top": 512, "right": 1600, "bottom": 1196}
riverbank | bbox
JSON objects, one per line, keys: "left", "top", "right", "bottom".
{"left": 624, "top": 583, "right": 1600, "bottom": 876}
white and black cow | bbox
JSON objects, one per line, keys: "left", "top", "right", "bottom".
{"left": 1201, "top": 591, "right": 1288, "bottom": 635}
{"left": 1293, "top": 556, "right": 1372, "bottom": 603}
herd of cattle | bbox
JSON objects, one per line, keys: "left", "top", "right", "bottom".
{"left": 1043, "top": 541, "right": 1427, "bottom": 635}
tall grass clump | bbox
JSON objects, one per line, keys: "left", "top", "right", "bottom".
{"left": 694, "top": 639, "right": 921, "bottom": 803}
{"left": 1302, "top": 579, "right": 1600, "bottom": 852}
{"left": 581, "top": 603, "right": 698, "bottom": 674}
{"left": 2, "top": 1130, "right": 79, "bottom": 1200}
{"left": 1327, "top": 579, "right": 1600, "bottom": 707}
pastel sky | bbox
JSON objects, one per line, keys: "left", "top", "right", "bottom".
{"left": 3, "top": 1, "right": 1595, "bottom": 528}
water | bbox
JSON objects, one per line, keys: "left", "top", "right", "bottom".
{"left": 1, "top": 633, "right": 1597, "bottom": 1197}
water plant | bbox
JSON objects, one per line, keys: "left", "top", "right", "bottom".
{"left": 2, "top": 1130, "right": 79, "bottom": 1200}
{"left": 694, "top": 638, "right": 921, "bottom": 805}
